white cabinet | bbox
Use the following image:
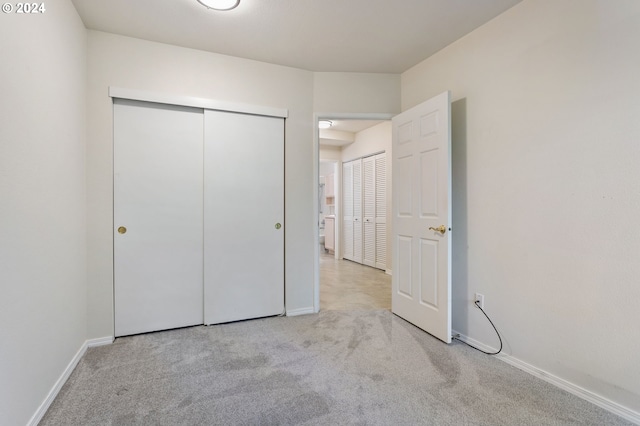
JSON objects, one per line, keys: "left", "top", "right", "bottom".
{"left": 324, "top": 215, "right": 335, "bottom": 253}
{"left": 325, "top": 173, "right": 335, "bottom": 207}
{"left": 342, "top": 153, "right": 386, "bottom": 270}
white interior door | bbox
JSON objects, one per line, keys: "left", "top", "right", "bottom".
{"left": 114, "top": 99, "right": 204, "bottom": 337}
{"left": 204, "top": 110, "right": 284, "bottom": 325}
{"left": 391, "top": 91, "right": 452, "bottom": 343}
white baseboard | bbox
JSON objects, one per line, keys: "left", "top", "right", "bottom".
{"left": 27, "top": 336, "right": 114, "bottom": 426}
{"left": 286, "top": 307, "right": 315, "bottom": 317}
{"left": 87, "top": 336, "right": 114, "bottom": 348}
{"left": 452, "top": 330, "right": 640, "bottom": 425}
{"left": 385, "top": 269, "right": 392, "bottom": 276}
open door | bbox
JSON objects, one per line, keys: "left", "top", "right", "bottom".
{"left": 391, "top": 91, "right": 452, "bottom": 343}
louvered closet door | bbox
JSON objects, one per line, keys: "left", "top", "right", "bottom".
{"left": 363, "top": 156, "right": 376, "bottom": 267}
{"left": 342, "top": 161, "right": 354, "bottom": 261}
{"left": 352, "top": 159, "right": 363, "bottom": 264}
{"left": 375, "top": 153, "right": 387, "bottom": 270}
{"left": 204, "top": 110, "right": 284, "bottom": 325}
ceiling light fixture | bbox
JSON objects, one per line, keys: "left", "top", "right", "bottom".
{"left": 318, "top": 120, "right": 333, "bottom": 129}
{"left": 197, "top": 0, "right": 240, "bottom": 11}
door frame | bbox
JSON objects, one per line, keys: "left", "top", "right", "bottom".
{"left": 312, "top": 112, "right": 394, "bottom": 313}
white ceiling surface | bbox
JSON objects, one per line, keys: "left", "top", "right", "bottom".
{"left": 71, "top": 0, "right": 522, "bottom": 73}
{"left": 329, "top": 120, "right": 383, "bottom": 134}
{"left": 319, "top": 120, "right": 385, "bottom": 148}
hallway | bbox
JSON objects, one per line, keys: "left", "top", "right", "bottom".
{"left": 319, "top": 250, "right": 391, "bottom": 311}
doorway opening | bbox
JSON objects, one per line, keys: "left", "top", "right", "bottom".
{"left": 313, "top": 113, "right": 394, "bottom": 313}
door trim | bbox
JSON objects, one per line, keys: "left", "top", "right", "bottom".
{"left": 313, "top": 112, "right": 395, "bottom": 313}
{"left": 109, "top": 87, "right": 288, "bottom": 119}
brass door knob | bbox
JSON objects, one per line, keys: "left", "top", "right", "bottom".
{"left": 117, "top": 226, "right": 127, "bottom": 234}
{"left": 275, "top": 223, "right": 282, "bottom": 230}
{"left": 429, "top": 225, "right": 446, "bottom": 235}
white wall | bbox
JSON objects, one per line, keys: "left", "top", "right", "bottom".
{"left": 86, "top": 31, "right": 316, "bottom": 335}
{"left": 341, "top": 122, "right": 392, "bottom": 162}
{"left": 402, "top": 0, "right": 640, "bottom": 413}
{"left": 313, "top": 73, "right": 400, "bottom": 114}
{"left": 341, "top": 122, "right": 393, "bottom": 270}
{"left": 319, "top": 145, "right": 342, "bottom": 162}
{"left": 319, "top": 161, "right": 337, "bottom": 180}
{"left": 0, "top": 1, "right": 88, "bottom": 424}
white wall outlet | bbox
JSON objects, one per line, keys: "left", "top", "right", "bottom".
{"left": 474, "top": 293, "right": 484, "bottom": 309}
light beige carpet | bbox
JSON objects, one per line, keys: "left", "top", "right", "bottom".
{"left": 41, "top": 310, "right": 632, "bottom": 425}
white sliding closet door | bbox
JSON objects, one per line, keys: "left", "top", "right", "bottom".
{"left": 114, "top": 99, "right": 204, "bottom": 337}
{"left": 204, "top": 110, "right": 285, "bottom": 325}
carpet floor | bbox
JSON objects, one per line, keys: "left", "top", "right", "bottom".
{"left": 41, "top": 310, "right": 632, "bottom": 425}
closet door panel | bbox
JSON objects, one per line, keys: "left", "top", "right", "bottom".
{"left": 114, "top": 99, "right": 204, "bottom": 337}
{"left": 375, "top": 153, "right": 387, "bottom": 270}
{"left": 342, "top": 162, "right": 354, "bottom": 261}
{"left": 363, "top": 221, "right": 376, "bottom": 267}
{"left": 363, "top": 156, "right": 376, "bottom": 267}
{"left": 204, "top": 110, "right": 284, "bottom": 324}
{"left": 352, "top": 160, "right": 363, "bottom": 263}
{"left": 353, "top": 220, "right": 363, "bottom": 263}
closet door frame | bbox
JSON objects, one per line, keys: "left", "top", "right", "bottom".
{"left": 110, "top": 87, "right": 288, "bottom": 335}
{"left": 109, "top": 88, "right": 287, "bottom": 119}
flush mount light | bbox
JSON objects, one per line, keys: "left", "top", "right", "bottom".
{"left": 318, "top": 120, "right": 333, "bottom": 129}
{"left": 197, "top": 0, "right": 240, "bottom": 11}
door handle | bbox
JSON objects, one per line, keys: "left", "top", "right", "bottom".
{"left": 275, "top": 223, "right": 282, "bottom": 230}
{"left": 117, "top": 226, "right": 127, "bottom": 234}
{"left": 429, "top": 225, "right": 446, "bottom": 235}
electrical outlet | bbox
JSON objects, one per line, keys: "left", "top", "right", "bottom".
{"left": 474, "top": 293, "right": 484, "bottom": 309}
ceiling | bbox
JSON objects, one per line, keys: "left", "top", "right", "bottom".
{"left": 319, "top": 120, "right": 385, "bottom": 148}
{"left": 327, "top": 120, "right": 384, "bottom": 134}
{"left": 71, "top": 0, "right": 523, "bottom": 73}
